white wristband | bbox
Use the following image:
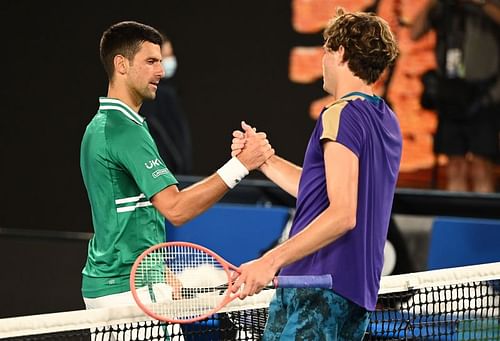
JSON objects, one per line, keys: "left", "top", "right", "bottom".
{"left": 216, "top": 157, "right": 249, "bottom": 189}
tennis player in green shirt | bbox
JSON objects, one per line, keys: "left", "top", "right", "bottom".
{"left": 80, "top": 21, "right": 274, "bottom": 311}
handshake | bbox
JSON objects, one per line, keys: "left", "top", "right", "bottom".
{"left": 230, "top": 121, "right": 274, "bottom": 172}
{"left": 215, "top": 121, "right": 274, "bottom": 189}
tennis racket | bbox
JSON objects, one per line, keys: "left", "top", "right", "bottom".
{"left": 130, "top": 241, "right": 332, "bottom": 324}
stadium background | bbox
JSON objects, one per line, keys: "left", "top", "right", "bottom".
{"left": 0, "top": 0, "right": 499, "bottom": 319}
{"left": 0, "top": 0, "right": 447, "bottom": 233}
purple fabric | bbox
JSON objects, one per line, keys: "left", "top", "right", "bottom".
{"left": 276, "top": 275, "right": 333, "bottom": 289}
{"left": 280, "top": 93, "right": 402, "bottom": 310}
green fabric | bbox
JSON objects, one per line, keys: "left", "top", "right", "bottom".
{"left": 81, "top": 97, "right": 177, "bottom": 298}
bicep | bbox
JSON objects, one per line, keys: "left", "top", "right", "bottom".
{"left": 323, "top": 141, "right": 359, "bottom": 212}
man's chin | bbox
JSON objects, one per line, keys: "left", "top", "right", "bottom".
{"left": 144, "top": 92, "right": 156, "bottom": 101}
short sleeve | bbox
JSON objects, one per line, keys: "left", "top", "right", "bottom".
{"left": 320, "top": 101, "right": 363, "bottom": 157}
{"left": 111, "top": 125, "right": 178, "bottom": 199}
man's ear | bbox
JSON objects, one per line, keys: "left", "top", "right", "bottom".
{"left": 337, "top": 46, "right": 345, "bottom": 65}
{"left": 114, "top": 55, "right": 128, "bottom": 75}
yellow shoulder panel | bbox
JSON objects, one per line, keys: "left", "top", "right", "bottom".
{"left": 321, "top": 95, "right": 363, "bottom": 141}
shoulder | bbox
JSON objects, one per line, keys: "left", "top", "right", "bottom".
{"left": 321, "top": 96, "right": 363, "bottom": 137}
{"left": 322, "top": 96, "right": 352, "bottom": 119}
{"left": 102, "top": 108, "right": 145, "bottom": 135}
{"left": 103, "top": 117, "right": 151, "bottom": 154}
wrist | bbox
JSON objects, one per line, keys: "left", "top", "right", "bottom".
{"left": 261, "top": 254, "right": 279, "bottom": 275}
{"left": 258, "top": 160, "right": 270, "bottom": 173}
{"left": 259, "top": 155, "right": 276, "bottom": 172}
{"left": 216, "top": 157, "right": 249, "bottom": 189}
{"left": 263, "top": 248, "right": 286, "bottom": 273}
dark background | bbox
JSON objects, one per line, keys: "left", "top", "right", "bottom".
{"left": 0, "top": 0, "right": 324, "bottom": 233}
{"left": 0, "top": 1, "right": 328, "bottom": 318}
{"left": 2, "top": 0, "right": 500, "bottom": 321}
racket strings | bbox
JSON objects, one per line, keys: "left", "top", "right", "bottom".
{"left": 134, "top": 244, "right": 230, "bottom": 321}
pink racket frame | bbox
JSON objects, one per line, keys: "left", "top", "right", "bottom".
{"left": 130, "top": 241, "right": 241, "bottom": 323}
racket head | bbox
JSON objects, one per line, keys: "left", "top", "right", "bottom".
{"left": 130, "top": 241, "right": 239, "bottom": 323}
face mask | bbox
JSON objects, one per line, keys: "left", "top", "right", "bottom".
{"left": 161, "top": 56, "right": 177, "bottom": 78}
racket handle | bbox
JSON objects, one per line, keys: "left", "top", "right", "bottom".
{"left": 273, "top": 274, "right": 333, "bottom": 289}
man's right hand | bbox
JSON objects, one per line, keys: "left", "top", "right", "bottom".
{"left": 233, "top": 121, "right": 274, "bottom": 171}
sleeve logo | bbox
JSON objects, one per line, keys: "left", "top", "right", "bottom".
{"left": 145, "top": 158, "right": 163, "bottom": 169}
{"left": 152, "top": 168, "right": 168, "bottom": 178}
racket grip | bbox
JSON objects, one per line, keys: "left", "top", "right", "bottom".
{"left": 274, "top": 275, "right": 333, "bottom": 289}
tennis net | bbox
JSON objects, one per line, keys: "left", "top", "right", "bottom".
{"left": 1, "top": 262, "right": 499, "bottom": 340}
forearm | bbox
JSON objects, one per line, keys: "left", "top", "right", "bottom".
{"left": 259, "top": 155, "right": 302, "bottom": 198}
{"left": 262, "top": 206, "right": 356, "bottom": 272}
{"left": 152, "top": 174, "right": 229, "bottom": 226}
{"left": 153, "top": 128, "right": 274, "bottom": 225}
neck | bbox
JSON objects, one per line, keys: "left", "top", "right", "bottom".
{"left": 333, "top": 68, "right": 373, "bottom": 100}
{"left": 107, "top": 83, "right": 142, "bottom": 112}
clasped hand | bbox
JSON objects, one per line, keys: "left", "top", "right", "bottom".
{"left": 231, "top": 121, "right": 274, "bottom": 171}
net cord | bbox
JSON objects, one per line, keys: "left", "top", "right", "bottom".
{"left": 0, "top": 289, "right": 275, "bottom": 339}
{"left": 379, "top": 261, "right": 500, "bottom": 294}
{"left": 1, "top": 262, "right": 499, "bottom": 338}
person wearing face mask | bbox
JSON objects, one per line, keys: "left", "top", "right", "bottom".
{"left": 140, "top": 35, "right": 193, "bottom": 174}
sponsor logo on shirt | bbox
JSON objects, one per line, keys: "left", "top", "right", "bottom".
{"left": 152, "top": 168, "right": 168, "bottom": 178}
{"left": 145, "top": 158, "right": 162, "bottom": 169}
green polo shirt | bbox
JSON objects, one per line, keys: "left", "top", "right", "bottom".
{"left": 80, "top": 97, "right": 177, "bottom": 298}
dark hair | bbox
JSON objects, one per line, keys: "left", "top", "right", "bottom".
{"left": 100, "top": 21, "right": 163, "bottom": 80}
{"left": 323, "top": 8, "right": 399, "bottom": 84}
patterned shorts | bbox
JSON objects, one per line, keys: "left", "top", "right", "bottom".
{"left": 263, "top": 288, "right": 370, "bottom": 341}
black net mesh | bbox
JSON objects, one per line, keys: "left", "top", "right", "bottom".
{"left": 1, "top": 275, "right": 499, "bottom": 340}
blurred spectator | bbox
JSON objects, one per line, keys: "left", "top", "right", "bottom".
{"left": 140, "top": 36, "right": 193, "bottom": 174}
{"left": 411, "top": 0, "right": 500, "bottom": 192}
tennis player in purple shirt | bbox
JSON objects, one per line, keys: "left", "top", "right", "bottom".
{"left": 231, "top": 8, "right": 402, "bottom": 340}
